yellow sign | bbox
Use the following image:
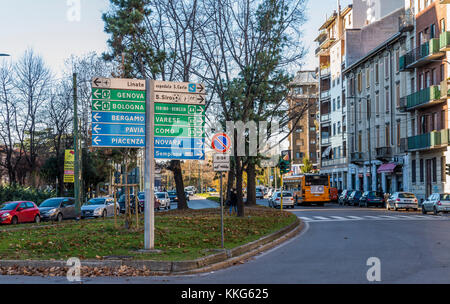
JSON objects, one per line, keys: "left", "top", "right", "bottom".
{"left": 64, "top": 149, "right": 75, "bottom": 183}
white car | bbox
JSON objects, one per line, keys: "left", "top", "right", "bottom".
{"left": 81, "top": 197, "right": 120, "bottom": 218}
{"left": 422, "top": 193, "right": 450, "bottom": 215}
{"left": 155, "top": 192, "right": 170, "bottom": 210}
{"left": 268, "top": 191, "right": 295, "bottom": 209}
{"left": 386, "top": 192, "right": 418, "bottom": 211}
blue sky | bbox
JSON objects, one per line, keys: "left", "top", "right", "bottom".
{"left": 0, "top": 0, "right": 351, "bottom": 76}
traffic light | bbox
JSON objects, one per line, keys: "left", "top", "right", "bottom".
{"left": 278, "top": 156, "right": 290, "bottom": 174}
{"left": 446, "top": 164, "right": 450, "bottom": 176}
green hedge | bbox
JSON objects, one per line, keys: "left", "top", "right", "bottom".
{"left": 0, "top": 185, "right": 56, "bottom": 205}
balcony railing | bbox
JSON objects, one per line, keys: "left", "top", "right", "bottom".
{"left": 321, "top": 158, "right": 347, "bottom": 167}
{"left": 320, "top": 113, "right": 330, "bottom": 123}
{"left": 440, "top": 79, "right": 450, "bottom": 99}
{"left": 320, "top": 90, "right": 330, "bottom": 99}
{"left": 320, "top": 67, "right": 330, "bottom": 78}
{"left": 440, "top": 31, "right": 450, "bottom": 51}
{"left": 320, "top": 37, "right": 336, "bottom": 50}
{"left": 400, "top": 38, "right": 444, "bottom": 70}
{"left": 406, "top": 85, "right": 442, "bottom": 110}
{"left": 398, "top": 9, "right": 414, "bottom": 33}
{"left": 375, "top": 147, "right": 392, "bottom": 160}
{"left": 408, "top": 129, "right": 450, "bottom": 151}
{"left": 350, "top": 152, "right": 366, "bottom": 164}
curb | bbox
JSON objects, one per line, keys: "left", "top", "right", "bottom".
{"left": 0, "top": 217, "right": 303, "bottom": 275}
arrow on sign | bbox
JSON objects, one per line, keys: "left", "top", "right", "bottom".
{"left": 93, "top": 100, "right": 102, "bottom": 110}
{"left": 197, "top": 95, "right": 204, "bottom": 103}
{"left": 93, "top": 112, "right": 101, "bottom": 122}
{"left": 198, "top": 83, "right": 204, "bottom": 93}
{"left": 93, "top": 136, "right": 101, "bottom": 145}
{"left": 93, "top": 78, "right": 102, "bottom": 87}
{"left": 93, "top": 89, "right": 101, "bottom": 99}
{"left": 93, "top": 124, "right": 101, "bottom": 134}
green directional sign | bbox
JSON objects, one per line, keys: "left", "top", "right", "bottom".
{"left": 154, "top": 103, "right": 204, "bottom": 115}
{"left": 92, "top": 88, "right": 146, "bottom": 102}
{"left": 154, "top": 125, "right": 204, "bottom": 138}
{"left": 92, "top": 100, "right": 145, "bottom": 113}
{"left": 154, "top": 114, "right": 204, "bottom": 126}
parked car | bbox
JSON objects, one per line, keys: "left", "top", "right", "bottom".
{"left": 338, "top": 190, "right": 353, "bottom": 206}
{"left": 39, "top": 197, "right": 78, "bottom": 222}
{"left": 136, "top": 192, "right": 162, "bottom": 210}
{"left": 118, "top": 194, "right": 139, "bottom": 214}
{"left": 422, "top": 193, "right": 450, "bottom": 215}
{"left": 256, "top": 189, "right": 264, "bottom": 199}
{"left": 0, "top": 201, "right": 41, "bottom": 225}
{"left": 348, "top": 191, "right": 363, "bottom": 206}
{"left": 168, "top": 190, "right": 177, "bottom": 202}
{"left": 358, "top": 191, "right": 385, "bottom": 208}
{"left": 268, "top": 191, "right": 295, "bottom": 209}
{"left": 155, "top": 192, "right": 170, "bottom": 210}
{"left": 185, "top": 186, "right": 196, "bottom": 195}
{"left": 386, "top": 192, "right": 418, "bottom": 211}
{"left": 207, "top": 187, "right": 217, "bottom": 192}
{"left": 329, "top": 187, "right": 338, "bottom": 203}
{"left": 81, "top": 197, "right": 120, "bottom": 218}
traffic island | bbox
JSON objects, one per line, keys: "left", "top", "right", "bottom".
{"left": 0, "top": 206, "right": 302, "bottom": 277}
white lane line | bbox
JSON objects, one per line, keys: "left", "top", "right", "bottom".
{"left": 363, "top": 215, "right": 381, "bottom": 219}
{"left": 299, "top": 217, "right": 313, "bottom": 221}
{"left": 379, "top": 215, "right": 398, "bottom": 219}
{"left": 346, "top": 216, "right": 363, "bottom": 220}
{"left": 330, "top": 216, "right": 348, "bottom": 220}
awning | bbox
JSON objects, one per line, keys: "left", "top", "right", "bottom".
{"left": 377, "top": 163, "right": 397, "bottom": 174}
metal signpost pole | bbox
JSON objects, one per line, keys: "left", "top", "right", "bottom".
{"left": 144, "top": 78, "right": 155, "bottom": 250}
{"left": 220, "top": 172, "right": 224, "bottom": 248}
{"left": 73, "top": 73, "right": 80, "bottom": 219}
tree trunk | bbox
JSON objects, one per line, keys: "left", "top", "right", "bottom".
{"left": 169, "top": 160, "right": 188, "bottom": 209}
{"left": 235, "top": 156, "right": 245, "bottom": 217}
{"left": 226, "top": 164, "right": 235, "bottom": 202}
{"left": 246, "top": 160, "right": 256, "bottom": 205}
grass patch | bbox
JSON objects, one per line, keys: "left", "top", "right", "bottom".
{"left": 197, "top": 193, "right": 220, "bottom": 203}
{"left": 0, "top": 207, "right": 296, "bottom": 261}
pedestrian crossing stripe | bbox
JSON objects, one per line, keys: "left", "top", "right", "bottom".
{"left": 298, "top": 215, "right": 448, "bottom": 222}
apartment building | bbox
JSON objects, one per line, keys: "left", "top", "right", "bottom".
{"left": 399, "top": 0, "right": 449, "bottom": 201}
{"left": 288, "top": 71, "right": 319, "bottom": 169}
{"left": 316, "top": 0, "right": 404, "bottom": 190}
{"left": 343, "top": 7, "right": 413, "bottom": 193}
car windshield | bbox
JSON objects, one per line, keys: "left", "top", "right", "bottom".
{"left": 368, "top": 191, "right": 383, "bottom": 198}
{"left": 85, "top": 198, "right": 105, "bottom": 205}
{"left": 440, "top": 194, "right": 450, "bottom": 200}
{"left": 276, "top": 192, "right": 292, "bottom": 197}
{"left": 0, "top": 202, "right": 18, "bottom": 211}
{"left": 39, "top": 198, "right": 63, "bottom": 207}
{"left": 398, "top": 193, "right": 415, "bottom": 198}
{"left": 156, "top": 193, "right": 166, "bottom": 198}
{"left": 168, "top": 191, "right": 176, "bottom": 196}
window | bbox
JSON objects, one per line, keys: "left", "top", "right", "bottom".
{"left": 396, "top": 83, "right": 400, "bottom": 107}
{"left": 397, "top": 122, "right": 401, "bottom": 146}
{"left": 357, "top": 72, "right": 362, "bottom": 92}
{"left": 296, "top": 152, "right": 300, "bottom": 159}
{"left": 412, "top": 159, "right": 416, "bottom": 183}
{"left": 431, "top": 68, "right": 436, "bottom": 85}
{"left": 333, "top": 99, "right": 336, "bottom": 111}
{"left": 366, "top": 67, "right": 370, "bottom": 88}
{"left": 433, "top": 112, "right": 438, "bottom": 131}
{"left": 395, "top": 50, "right": 400, "bottom": 73}
{"left": 385, "top": 89, "right": 390, "bottom": 112}
{"left": 385, "top": 123, "right": 390, "bottom": 146}
{"left": 433, "top": 158, "right": 437, "bottom": 183}
{"left": 337, "top": 122, "right": 341, "bottom": 134}
{"left": 420, "top": 159, "right": 424, "bottom": 183}
{"left": 366, "top": 98, "right": 371, "bottom": 119}
{"left": 425, "top": 71, "right": 430, "bottom": 88}
{"left": 441, "top": 110, "right": 446, "bottom": 129}
{"left": 384, "top": 56, "right": 389, "bottom": 78}
{"left": 375, "top": 63, "right": 379, "bottom": 83}
{"left": 430, "top": 23, "right": 436, "bottom": 39}
{"left": 359, "top": 101, "right": 362, "bottom": 122}
{"left": 441, "top": 19, "right": 446, "bottom": 33}
{"left": 442, "top": 156, "right": 446, "bottom": 182}
{"left": 411, "top": 118, "right": 416, "bottom": 136}
{"left": 375, "top": 93, "right": 380, "bottom": 115}
{"left": 337, "top": 96, "right": 340, "bottom": 109}
{"left": 411, "top": 77, "right": 415, "bottom": 93}
{"left": 419, "top": 73, "right": 424, "bottom": 90}
{"left": 376, "top": 127, "right": 380, "bottom": 148}
{"left": 440, "top": 64, "right": 445, "bottom": 83}
{"left": 358, "top": 131, "right": 362, "bottom": 152}
{"left": 333, "top": 123, "right": 336, "bottom": 136}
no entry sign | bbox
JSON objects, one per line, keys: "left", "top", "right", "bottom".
{"left": 211, "top": 133, "right": 231, "bottom": 153}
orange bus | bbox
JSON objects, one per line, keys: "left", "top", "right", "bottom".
{"left": 283, "top": 173, "right": 331, "bottom": 206}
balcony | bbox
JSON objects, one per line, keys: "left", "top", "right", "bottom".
{"left": 408, "top": 129, "right": 450, "bottom": 151}
{"left": 440, "top": 79, "right": 450, "bottom": 99}
{"left": 375, "top": 147, "right": 392, "bottom": 160}
{"left": 322, "top": 158, "right": 347, "bottom": 167}
{"left": 320, "top": 37, "right": 336, "bottom": 50}
{"left": 320, "top": 113, "right": 330, "bottom": 123}
{"left": 320, "top": 90, "right": 330, "bottom": 100}
{"left": 440, "top": 0, "right": 450, "bottom": 4}
{"left": 321, "top": 137, "right": 330, "bottom": 145}
{"left": 320, "top": 67, "right": 330, "bottom": 78}
{"left": 406, "top": 85, "right": 443, "bottom": 110}
{"left": 398, "top": 96, "right": 407, "bottom": 112}
{"left": 350, "top": 152, "right": 366, "bottom": 164}
{"left": 398, "top": 9, "right": 413, "bottom": 33}
{"left": 440, "top": 31, "right": 450, "bottom": 51}
{"left": 400, "top": 39, "right": 444, "bottom": 70}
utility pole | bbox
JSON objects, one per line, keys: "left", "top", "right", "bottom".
{"left": 73, "top": 73, "right": 81, "bottom": 219}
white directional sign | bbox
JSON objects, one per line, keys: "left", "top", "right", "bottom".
{"left": 153, "top": 80, "right": 205, "bottom": 94}
{"left": 92, "top": 77, "right": 146, "bottom": 90}
{"left": 154, "top": 92, "right": 206, "bottom": 105}
{"left": 213, "top": 154, "right": 230, "bottom": 172}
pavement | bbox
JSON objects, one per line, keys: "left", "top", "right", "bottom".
{"left": 1, "top": 199, "right": 450, "bottom": 283}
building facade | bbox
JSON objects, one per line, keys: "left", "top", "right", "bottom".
{"left": 288, "top": 70, "right": 319, "bottom": 170}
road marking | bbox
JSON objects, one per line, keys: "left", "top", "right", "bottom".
{"left": 363, "top": 215, "right": 380, "bottom": 219}
{"left": 330, "top": 216, "right": 348, "bottom": 220}
{"left": 299, "top": 217, "right": 313, "bottom": 221}
{"left": 347, "top": 216, "right": 363, "bottom": 220}
{"left": 297, "top": 214, "right": 449, "bottom": 223}
{"left": 313, "top": 216, "right": 329, "bottom": 220}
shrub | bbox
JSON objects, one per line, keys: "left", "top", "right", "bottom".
{"left": 0, "top": 185, "right": 56, "bottom": 205}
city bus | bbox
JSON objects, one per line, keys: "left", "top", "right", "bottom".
{"left": 283, "top": 173, "right": 331, "bottom": 206}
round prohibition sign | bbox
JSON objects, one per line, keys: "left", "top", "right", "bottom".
{"left": 211, "top": 133, "right": 231, "bottom": 153}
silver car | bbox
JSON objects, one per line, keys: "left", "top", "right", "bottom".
{"left": 268, "top": 191, "right": 295, "bottom": 208}
{"left": 386, "top": 192, "right": 418, "bottom": 211}
{"left": 422, "top": 193, "right": 450, "bottom": 215}
{"left": 81, "top": 197, "right": 120, "bottom": 218}
{"left": 155, "top": 192, "right": 170, "bottom": 210}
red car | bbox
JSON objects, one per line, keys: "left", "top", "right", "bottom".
{"left": 0, "top": 201, "right": 41, "bottom": 225}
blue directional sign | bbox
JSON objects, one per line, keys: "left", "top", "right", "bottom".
{"left": 92, "top": 111, "right": 145, "bottom": 125}
{"left": 92, "top": 135, "right": 144, "bottom": 148}
{"left": 154, "top": 136, "right": 204, "bottom": 149}
{"left": 155, "top": 147, "right": 205, "bottom": 160}
{"left": 92, "top": 123, "right": 145, "bottom": 136}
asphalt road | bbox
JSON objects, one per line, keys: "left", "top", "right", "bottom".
{"left": 1, "top": 199, "right": 450, "bottom": 284}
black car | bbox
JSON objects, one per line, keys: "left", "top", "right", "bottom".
{"left": 38, "top": 197, "right": 78, "bottom": 222}
{"left": 167, "top": 191, "right": 177, "bottom": 202}
{"left": 359, "top": 191, "right": 385, "bottom": 208}
{"left": 348, "top": 191, "right": 363, "bottom": 206}
{"left": 118, "top": 194, "right": 140, "bottom": 213}
{"left": 338, "top": 190, "right": 353, "bottom": 206}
